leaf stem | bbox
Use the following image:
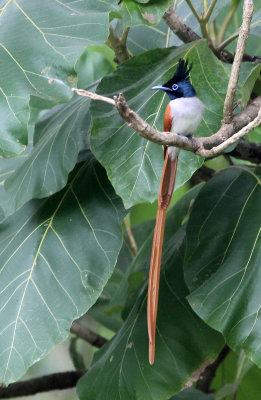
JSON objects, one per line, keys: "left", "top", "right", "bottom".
{"left": 185, "top": 0, "right": 201, "bottom": 22}
{"left": 204, "top": 0, "right": 218, "bottom": 22}
{"left": 217, "top": 32, "right": 239, "bottom": 51}
{"left": 124, "top": 218, "right": 138, "bottom": 256}
{"left": 165, "top": 27, "right": 171, "bottom": 48}
{"left": 231, "top": 351, "right": 246, "bottom": 400}
{"left": 217, "top": 1, "right": 240, "bottom": 44}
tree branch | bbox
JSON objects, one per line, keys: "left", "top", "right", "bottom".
{"left": 0, "top": 371, "right": 85, "bottom": 398}
{"left": 70, "top": 321, "right": 107, "bottom": 348}
{"left": 163, "top": 8, "right": 201, "bottom": 43}
{"left": 223, "top": 0, "right": 254, "bottom": 123}
{"left": 228, "top": 139, "right": 261, "bottom": 163}
{"left": 73, "top": 88, "right": 261, "bottom": 160}
{"left": 163, "top": 6, "right": 261, "bottom": 63}
{"left": 196, "top": 345, "right": 230, "bottom": 393}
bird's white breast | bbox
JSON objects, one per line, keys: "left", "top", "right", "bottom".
{"left": 169, "top": 97, "right": 204, "bottom": 136}
{"left": 167, "top": 97, "right": 204, "bottom": 161}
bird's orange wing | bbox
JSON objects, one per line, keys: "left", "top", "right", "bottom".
{"left": 164, "top": 103, "right": 172, "bottom": 132}
{"left": 163, "top": 103, "right": 172, "bottom": 158}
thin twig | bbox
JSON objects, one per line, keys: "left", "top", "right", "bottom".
{"left": 70, "top": 320, "right": 107, "bottom": 348}
{"left": 72, "top": 88, "right": 115, "bottom": 105}
{"left": 223, "top": 0, "right": 254, "bottom": 123}
{"left": 124, "top": 218, "right": 138, "bottom": 256}
{"left": 0, "top": 371, "right": 85, "bottom": 398}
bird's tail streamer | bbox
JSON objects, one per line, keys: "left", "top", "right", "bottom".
{"left": 147, "top": 150, "right": 178, "bottom": 365}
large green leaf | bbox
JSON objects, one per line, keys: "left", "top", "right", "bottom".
{"left": 0, "top": 155, "right": 126, "bottom": 384}
{"left": 91, "top": 40, "right": 229, "bottom": 208}
{"left": 116, "top": 19, "right": 180, "bottom": 56}
{"left": 171, "top": 388, "right": 214, "bottom": 399}
{"left": 3, "top": 92, "right": 92, "bottom": 217}
{"left": 3, "top": 42, "right": 118, "bottom": 217}
{"left": 184, "top": 167, "right": 261, "bottom": 366}
{"left": 212, "top": 351, "right": 261, "bottom": 400}
{"left": 0, "top": 0, "right": 118, "bottom": 157}
{"left": 88, "top": 234, "right": 134, "bottom": 332}
{"left": 120, "top": 0, "right": 171, "bottom": 27}
{"left": 75, "top": 45, "right": 116, "bottom": 89}
{"left": 77, "top": 186, "right": 223, "bottom": 400}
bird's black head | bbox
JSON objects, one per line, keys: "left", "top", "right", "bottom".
{"left": 152, "top": 59, "right": 196, "bottom": 100}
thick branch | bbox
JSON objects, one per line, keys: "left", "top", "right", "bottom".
{"left": 70, "top": 321, "right": 107, "bottom": 348}
{"left": 223, "top": 0, "right": 254, "bottom": 123}
{"left": 73, "top": 88, "right": 261, "bottom": 160}
{"left": 0, "top": 371, "right": 85, "bottom": 398}
{"left": 163, "top": 7, "right": 200, "bottom": 43}
{"left": 229, "top": 139, "right": 261, "bottom": 163}
{"left": 196, "top": 346, "right": 230, "bottom": 393}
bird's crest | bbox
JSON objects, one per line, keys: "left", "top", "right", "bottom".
{"left": 172, "top": 59, "right": 193, "bottom": 83}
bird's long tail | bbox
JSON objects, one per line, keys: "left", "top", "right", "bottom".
{"left": 147, "top": 149, "right": 178, "bottom": 365}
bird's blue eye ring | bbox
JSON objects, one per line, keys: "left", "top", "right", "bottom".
{"left": 172, "top": 83, "right": 179, "bottom": 91}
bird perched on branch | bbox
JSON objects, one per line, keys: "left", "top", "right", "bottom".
{"left": 148, "top": 59, "right": 204, "bottom": 365}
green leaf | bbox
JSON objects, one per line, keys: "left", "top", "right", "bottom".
{"left": 120, "top": 0, "right": 171, "bottom": 27}
{"left": 88, "top": 236, "right": 134, "bottom": 332}
{"left": 91, "top": 40, "right": 229, "bottom": 208}
{"left": 249, "top": 8, "right": 261, "bottom": 37}
{"left": 77, "top": 187, "right": 223, "bottom": 400}
{"left": 120, "top": 19, "right": 180, "bottom": 56}
{"left": 0, "top": 155, "right": 126, "bottom": 384}
{"left": 0, "top": 143, "right": 33, "bottom": 221}
{"left": 212, "top": 351, "right": 261, "bottom": 400}
{"left": 75, "top": 45, "right": 116, "bottom": 89}
{"left": 170, "top": 387, "right": 214, "bottom": 399}
{"left": 3, "top": 92, "right": 92, "bottom": 216}
{"left": 214, "top": 383, "right": 239, "bottom": 400}
{"left": 239, "top": 64, "right": 261, "bottom": 108}
{"left": 184, "top": 166, "right": 261, "bottom": 367}
{"left": 0, "top": 0, "right": 118, "bottom": 156}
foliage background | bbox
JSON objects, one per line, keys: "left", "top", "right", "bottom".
{"left": 0, "top": 0, "right": 260, "bottom": 399}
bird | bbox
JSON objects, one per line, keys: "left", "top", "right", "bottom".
{"left": 147, "top": 59, "right": 204, "bottom": 365}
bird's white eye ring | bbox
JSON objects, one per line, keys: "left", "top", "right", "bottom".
{"left": 172, "top": 83, "right": 179, "bottom": 91}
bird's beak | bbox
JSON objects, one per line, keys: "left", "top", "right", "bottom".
{"left": 151, "top": 85, "right": 172, "bottom": 92}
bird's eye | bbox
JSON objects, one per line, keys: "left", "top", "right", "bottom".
{"left": 172, "top": 84, "right": 179, "bottom": 91}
